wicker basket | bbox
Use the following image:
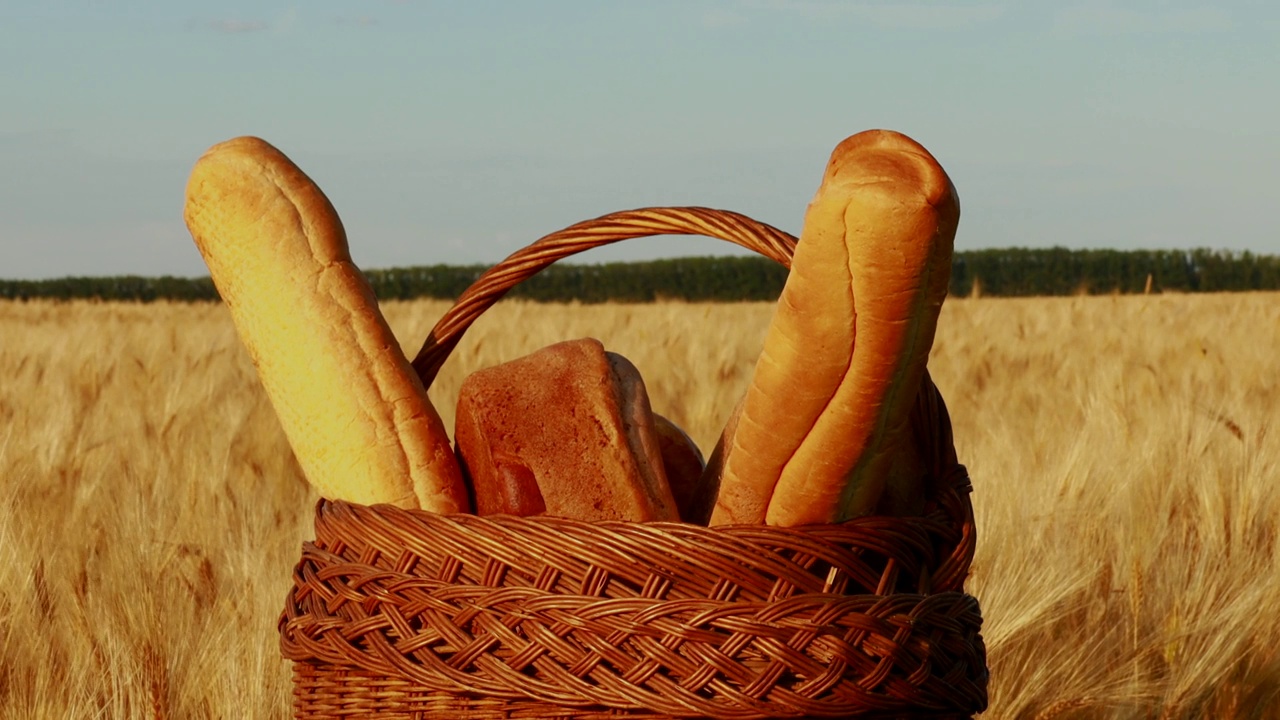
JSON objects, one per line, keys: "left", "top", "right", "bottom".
{"left": 278, "top": 207, "right": 988, "bottom": 719}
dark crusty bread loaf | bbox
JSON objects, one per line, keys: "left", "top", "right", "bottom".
{"left": 454, "top": 338, "right": 678, "bottom": 522}
{"left": 651, "top": 414, "right": 710, "bottom": 524}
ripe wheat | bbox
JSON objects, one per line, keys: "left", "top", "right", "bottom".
{"left": 1, "top": 293, "right": 1277, "bottom": 718}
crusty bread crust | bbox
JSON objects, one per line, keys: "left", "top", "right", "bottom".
{"left": 709, "top": 129, "right": 959, "bottom": 526}
{"left": 650, "top": 414, "right": 710, "bottom": 524}
{"left": 607, "top": 352, "right": 680, "bottom": 519}
{"left": 698, "top": 398, "right": 743, "bottom": 523}
{"left": 183, "top": 136, "right": 468, "bottom": 512}
{"left": 454, "top": 339, "right": 678, "bottom": 522}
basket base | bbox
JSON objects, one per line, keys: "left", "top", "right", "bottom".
{"left": 282, "top": 501, "right": 987, "bottom": 720}
{"left": 291, "top": 664, "right": 980, "bottom": 720}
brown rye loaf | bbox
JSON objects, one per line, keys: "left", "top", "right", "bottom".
{"left": 454, "top": 338, "right": 679, "bottom": 522}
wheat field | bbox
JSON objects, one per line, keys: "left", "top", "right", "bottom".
{"left": 2, "top": 293, "right": 1278, "bottom": 718}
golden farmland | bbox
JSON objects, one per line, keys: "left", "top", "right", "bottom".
{"left": 2, "top": 293, "right": 1278, "bottom": 718}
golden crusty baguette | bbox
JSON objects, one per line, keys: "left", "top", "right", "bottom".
{"left": 454, "top": 339, "right": 678, "bottom": 522}
{"left": 709, "top": 129, "right": 959, "bottom": 526}
{"left": 183, "top": 136, "right": 468, "bottom": 512}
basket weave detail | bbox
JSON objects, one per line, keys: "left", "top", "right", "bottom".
{"left": 281, "top": 487, "right": 985, "bottom": 718}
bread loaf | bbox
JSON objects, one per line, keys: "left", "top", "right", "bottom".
{"left": 183, "top": 136, "right": 469, "bottom": 512}
{"left": 454, "top": 338, "right": 678, "bottom": 521}
{"left": 651, "top": 414, "right": 710, "bottom": 524}
{"left": 875, "top": 370, "right": 954, "bottom": 517}
{"left": 709, "top": 129, "right": 959, "bottom": 526}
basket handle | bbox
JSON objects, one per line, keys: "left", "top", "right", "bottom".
{"left": 410, "top": 206, "right": 798, "bottom": 388}
{"left": 409, "top": 205, "right": 973, "bottom": 585}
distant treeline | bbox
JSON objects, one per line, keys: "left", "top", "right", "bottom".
{"left": 2, "top": 248, "right": 1278, "bottom": 303}
{"left": 949, "top": 247, "right": 1280, "bottom": 296}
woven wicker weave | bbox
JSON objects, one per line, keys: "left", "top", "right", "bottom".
{"left": 279, "top": 207, "right": 987, "bottom": 719}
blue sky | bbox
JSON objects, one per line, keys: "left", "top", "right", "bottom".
{"left": 2, "top": 1, "right": 1277, "bottom": 279}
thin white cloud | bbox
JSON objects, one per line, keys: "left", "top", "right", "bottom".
{"left": 205, "top": 19, "right": 267, "bottom": 34}
{"left": 335, "top": 15, "right": 379, "bottom": 27}
{"left": 1053, "top": 4, "right": 1233, "bottom": 34}
{"left": 741, "top": 1, "right": 1008, "bottom": 30}
{"left": 852, "top": 3, "right": 1005, "bottom": 30}
{"left": 195, "top": 6, "right": 300, "bottom": 36}
{"left": 702, "top": 8, "right": 749, "bottom": 28}
{"left": 274, "top": 6, "right": 299, "bottom": 35}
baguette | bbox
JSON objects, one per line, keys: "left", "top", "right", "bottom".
{"left": 454, "top": 338, "right": 678, "bottom": 521}
{"left": 709, "top": 129, "right": 959, "bottom": 526}
{"left": 183, "top": 136, "right": 469, "bottom": 512}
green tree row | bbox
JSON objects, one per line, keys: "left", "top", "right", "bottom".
{"left": 2, "top": 248, "right": 1277, "bottom": 303}
{"left": 948, "top": 247, "right": 1280, "bottom": 296}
